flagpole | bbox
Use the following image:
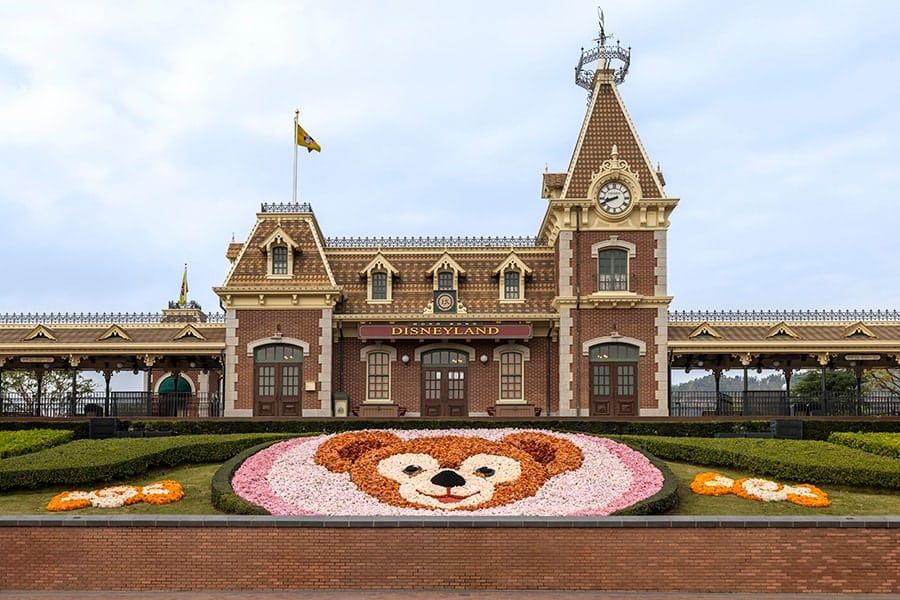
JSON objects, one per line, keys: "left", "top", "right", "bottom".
{"left": 293, "top": 108, "right": 299, "bottom": 206}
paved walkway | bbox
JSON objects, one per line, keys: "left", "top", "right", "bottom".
{"left": 1, "top": 592, "right": 897, "bottom": 599}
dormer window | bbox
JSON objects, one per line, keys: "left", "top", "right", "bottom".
{"left": 361, "top": 253, "right": 399, "bottom": 304}
{"left": 371, "top": 271, "right": 388, "bottom": 300}
{"left": 437, "top": 271, "right": 454, "bottom": 290}
{"left": 260, "top": 226, "right": 300, "bottom": 279}
{"left": 495, "top": 252, "right": 531, "bottom": 302}
{"left": 427, "top": 253, "right": 465, "bottom": 292}
{"left": 504, "top": 271, "right": 520, "bottom": 299}
{"left": 272, "top": 246, "right": 289, "bottom": 275}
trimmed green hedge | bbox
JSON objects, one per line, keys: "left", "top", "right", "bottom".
{"left": 612, "top": 435, "right": 900, "bottom": 489}
{"left": 2, "top": 417, "right": 898, "bottom": 441}
{"left": 0, "top": 429, "right": 74, "bottom": 459}
{"left": 0, "top": 433, "right": 296, "bottom": 490}
{"left": 115, "top": 418, "right": 775, "bottom": 438}
{"left": 828, "top": 432, "right": 900, "bottom": 459}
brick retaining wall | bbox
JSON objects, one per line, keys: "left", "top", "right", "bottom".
{"left": 1, "top": 516, "right": 898, "bottom": 594}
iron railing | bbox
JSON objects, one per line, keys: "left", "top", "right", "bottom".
{"left": 0, "top": 312, "right": 225, "bottom": 325}
{"left": 670, "top": 391, "right": 900, "bottom": 417}
{"left": 668, "top": 309, "right": 900, "bottom": 323}
{"left": 0, "top": 392, "right": 223, "bottom": 418}
{"left": 325, "top": 235, "right": 549, "bottom": 248}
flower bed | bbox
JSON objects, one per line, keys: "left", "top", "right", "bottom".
{"left": 47, "top": 480, "right": 185, "bottom": 511}
{"left": 230, "top": 428, "right": 667, "bottom": 516}
{"left": 690, "top": 472, "right": 830, "bottom": 507}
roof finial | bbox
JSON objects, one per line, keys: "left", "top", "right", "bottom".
{"left": 575, "top": 6, "right": 631, "bottom": 101}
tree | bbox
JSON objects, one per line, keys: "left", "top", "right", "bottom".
{"left": 1, "top": 370, "right": 95, "bottom": 416}
{"left": 867, "top": 368, "right": 900, "bottom": 394}
{"left": 672, "top": 372, "right": 785, "bottom": 392}
{"left": 789, "top": 369, "right": 861, "bottom": 398}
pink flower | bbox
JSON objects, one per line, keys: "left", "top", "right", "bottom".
{"left": 231, "top": 429, "right": 664, "bottom": 516}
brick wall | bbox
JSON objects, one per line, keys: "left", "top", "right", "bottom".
{"left": 233, "top": 309, "right": 324, "bottom": 411}
{"left": 2, "top": 517, "right": 897, "bottom": 593}
{"left": 336, "top": 338, "right": 558, "bottom": 415}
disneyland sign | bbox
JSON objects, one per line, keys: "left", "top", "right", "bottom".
{"left": 358, "top": 324, "right": 532, "bottom": 339}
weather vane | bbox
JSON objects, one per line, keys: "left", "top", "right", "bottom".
{"left": 575, "top": 6, "right": 631, "bottom": 101}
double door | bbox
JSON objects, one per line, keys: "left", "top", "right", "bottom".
{"left": 255, "top": 363, "right": 301, "bottom": 417}
{"left": 421, "top": 349, "right": 468, "bottom": 417}
{"left": 590, "top": 363, "right": 637, "bottom": 417}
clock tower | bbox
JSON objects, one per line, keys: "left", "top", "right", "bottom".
{"left": 538, "top": 11, "right": 678, "bottom": 416}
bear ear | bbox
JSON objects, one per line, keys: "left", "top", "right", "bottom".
{"left": 314, "top": 430, "right": 402, "bottom": 473}
{"left": 501, "top": 432, "right": 583, "bottom": 476}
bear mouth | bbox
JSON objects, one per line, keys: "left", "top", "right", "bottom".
{"left": 426, "top": 491, "right": 479, "bottom": 504}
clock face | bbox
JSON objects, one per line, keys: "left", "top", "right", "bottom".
{"left": 598, "top": 182, "right": 632, "bottom": 214}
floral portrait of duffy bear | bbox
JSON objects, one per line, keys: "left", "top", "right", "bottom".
{"left": 314, "top": 430, "right": 584, "bottom": 511}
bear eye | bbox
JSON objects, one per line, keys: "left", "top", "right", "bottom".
{"left": 475, "top": 466, "right": 495, "bottom": 477}
{"left": 402, "top": 465, "right": 422, "bottom": 476}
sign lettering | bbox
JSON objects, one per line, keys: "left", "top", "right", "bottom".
{"left": 359, "top": 324, "right": 532, "bottom": 340}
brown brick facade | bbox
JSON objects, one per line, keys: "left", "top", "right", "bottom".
{"left": 2, "top": 519, "right": 897, "bottom": 593}
{"left": 232, "top": 308, "right": 326, "bottom": 412}
{"left": 336, "top": 337, "right": 558, "bottom": 415}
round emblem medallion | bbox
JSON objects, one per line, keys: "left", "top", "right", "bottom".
{"left": 436, "top": 293, "right": 455, "bottom": 311}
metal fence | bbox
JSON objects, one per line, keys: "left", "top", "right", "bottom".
{"left": 670, "top": 391, "right": 900, "bottom": 417}
{"left": 0, "top": 392, "right": 223, "bottom": 418}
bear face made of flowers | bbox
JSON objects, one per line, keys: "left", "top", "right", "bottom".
{"left": 314, "top": 430, "right": 583, "bottom": 511}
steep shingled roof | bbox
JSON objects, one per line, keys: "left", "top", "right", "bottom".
{"left": 562, "top": 69, "right": 665, "bottom": 200}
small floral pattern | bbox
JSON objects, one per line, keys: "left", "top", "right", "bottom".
{"left": 47, "top": 480, "right": 185, "bottom": 511}
{"left": 231, "top": 429, "right": 665, "bottom": 516}
{"left": 690, "top": 472, "right": 830, "bottom": 508}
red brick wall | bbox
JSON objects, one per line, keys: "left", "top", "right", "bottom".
{"left": 2, "top": 522, "right": 897, "bottom": 593}
{"left": 560, "top": 230, "right": 664, "bottom": 413}
{"left": 233, "top": 309, "right": 324, "bottom": 411}
{"left": 335, "top": 338, "right": 558, "bottom": 415}
{"left": 576, "top": 307, "right": 660, "bottom": 410}
{"left": 571, "top": 230, "right": 658, "bottom": 297}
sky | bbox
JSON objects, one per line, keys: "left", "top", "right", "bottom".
{"left": 2, "top": 0, "right": 899, "bottom": 319}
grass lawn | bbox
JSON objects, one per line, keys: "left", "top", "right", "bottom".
{"left": 1, "top": 460, "right": 898, "bottom": 516}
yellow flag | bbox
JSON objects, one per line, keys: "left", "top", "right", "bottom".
{"left": 179, "top": 264, "right": 188, "bottom": 305}
{"left": 296, "top": 123, "right": 321, "bottom": 153}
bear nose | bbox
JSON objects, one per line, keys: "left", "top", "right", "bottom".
{"left": 431, "top": 470, "right": 466, "bottom": 488}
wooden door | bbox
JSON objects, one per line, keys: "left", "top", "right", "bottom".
{"left": 421, "top": 350, "right": 468, "bottom": 416}
{"left": 590, "top": 363, "right": 637, "bottom": 417}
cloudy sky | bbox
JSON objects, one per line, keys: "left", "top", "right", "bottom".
{"left": 2, "top": 1, "right": 899, "bottom": 318}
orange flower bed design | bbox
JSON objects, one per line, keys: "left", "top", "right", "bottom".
{"left": 47, "top": 480, "right": 185, "bottom": 511}
{"left": 690, "top": 472, "right": 830, "bottom": 508}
